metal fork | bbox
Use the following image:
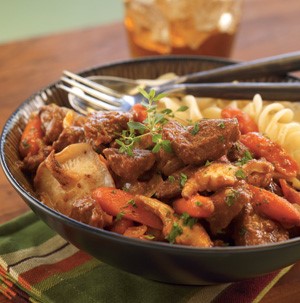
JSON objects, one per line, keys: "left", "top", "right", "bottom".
{"left": 58, "top": 52, "right": 300, "bottom": 114}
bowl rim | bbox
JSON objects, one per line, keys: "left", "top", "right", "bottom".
{"left": 2, "top": 55, "right": 300, "bottom": 255}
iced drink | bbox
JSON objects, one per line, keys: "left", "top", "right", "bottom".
{"left": 124, "top": 0, "right": 243, "bottom": 57}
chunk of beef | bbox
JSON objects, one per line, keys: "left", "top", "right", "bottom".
{"left": 227, "top": 141, "right": 251, "bottom": 162}
{"left": 53, "top": 126, "right": 86, "bottom": 152}
{"left": 39, "top": 104, "right": 69, "bottom": 144}
{"left": 119, "top": 174, "right": 163, "bottom": 197}
{"left": 70, "top": 196, "right": 107, "bottom": 228}
{"left": 162, "top": 119, "right": 240, "bottom": 166}
{"left": 20, "top": 145, "right": 52, "bottom": 174}
{"left": 156, "top": 149, "right": 185, "bottom": 176}
{"left": 233, "top": 202, "right": 289, "bottom": 246}
{"left": 103, "top": 148, "right": 156, "bottom": 181}
{"left": 84, "top": 111, "right": 133, "bottom": 149}
{"left": 155, "top": 165, "right": 198, "bottom": 200}
{"left": 206, "top": 184, "right": 251, "bottom": 235}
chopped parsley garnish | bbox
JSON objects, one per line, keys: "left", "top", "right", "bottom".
{"left": 127, "top": 199, "right": 137, "bottom": 208}
{"left": 115, "top": 211, "right": 125, "bottom": 221}
{"left": 179, "top": 173, "right": 188, "bottom": 187}
{"left": 218, "top": 122, "right": 225, "bottom": 129}
{"left": 190, "top": 123, "right": 200, "bottom": 135}
{"left": 225, "top": 189, "right": 239, "bottom": 206}
{"left": 235, "top": 169, "right": 246, "bottom": 179}
{"left": 168, "top": 175, "right": 175, "bottom": 183}
{"left": 165, "top": 222, "right": 183, "bottom": 243}
{"left": 195, "top": 201, "right": 203, "bottom": 207}
{"left": 236, "top": 150, "right": 253, "bottom": 166}
{"left": 181, "top": 212, "right": 197, "bottom": 228}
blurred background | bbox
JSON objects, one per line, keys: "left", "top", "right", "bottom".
{"left": 0, "top": 0, "right": 123, "bottom": 44}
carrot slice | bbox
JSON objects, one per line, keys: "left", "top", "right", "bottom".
{"left": 279, "top": 179, "right": 300, "bottom": 206}
{"left": 248, "top": 184, "right": 300, "bottom": 226}
{"left": 19, "top": 114, "right": 43, "bottom": 158}
{"left": 221, "top": 107, "right": 258, "bottom": 134}
{"left": 173, "top": 194, "right": 214, "bottom": 218}
{"left": 132, "top": 104, "right": 147, "bottom": 123}
{"left": 110, "top": 218, "right": 134, "bottom": 235}
{"left": 92, "top": 187, "right": 163, "bottom": 230}
{"left": 240, "top": 132, "right": 298, "bottom": 178}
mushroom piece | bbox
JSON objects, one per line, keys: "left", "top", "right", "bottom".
{"left": 135, "top": 195, "right": 212, "bottom": 247}
{"left": 34, "top": 143, "right": 115, "bottom": 216}
{"left": 182, "top": 162, "right": 239, "bottom": 198}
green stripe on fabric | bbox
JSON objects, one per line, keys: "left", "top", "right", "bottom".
{"left": 44, "top": 262, "right": 197, "bottom": 303}
{"left": 35, "top": 258, "right": 100, "bottom": 294}
{"left": 186, "top": 283, "right": 231, "bottom": 303}
{"left": 0, "top": 212, "right": 57, "bottom": 254}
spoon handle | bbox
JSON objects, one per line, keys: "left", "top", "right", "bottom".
{"left": 164, "top": 82, "right": 300, "bottom": 101}
{"left": 173, "top": 52, "right": 300, "bottom": 84}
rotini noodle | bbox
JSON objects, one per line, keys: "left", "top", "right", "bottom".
{"left": 240, "top": 95, "right": 300, "bottom": 178}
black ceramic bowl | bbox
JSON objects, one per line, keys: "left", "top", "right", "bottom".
{"left": 2, "top": 56, "right": 300, "bottom": 285}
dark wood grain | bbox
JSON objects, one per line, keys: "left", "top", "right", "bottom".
{"left": 0, "top": 0, "right": 300, "bottom": 301}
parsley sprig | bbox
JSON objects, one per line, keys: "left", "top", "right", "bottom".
{"left": 116, "top": 88, "right": 173, "bottom": 156}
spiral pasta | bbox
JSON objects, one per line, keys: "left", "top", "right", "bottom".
{"left": 240, "top": 94, "right": 300, "bottom": 169}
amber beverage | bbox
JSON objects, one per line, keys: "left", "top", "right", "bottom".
{"left": 124, "top": 0, "right": 243, "bottom": 58}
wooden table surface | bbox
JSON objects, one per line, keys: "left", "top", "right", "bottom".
{"left": 0, "top": 0, "right": 300, "bottom": 301}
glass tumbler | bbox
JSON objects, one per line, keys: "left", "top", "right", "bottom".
{"left": 123, "top": 0, "right": 243, "bottom": 58}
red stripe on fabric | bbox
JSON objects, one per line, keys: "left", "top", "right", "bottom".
{"left": 1, "top": 274, "right": 30, "bottom": 302}
{"left": 2, "top": 278, "right": 13, "bottom": 288}
{"left": 17, "top": 276, "right": 31, "bottom": 292}
{"left": 19, "top": 250, "right": 92, "bottom": 285}
{"left": 0, "top": 267, "right": 6, "bottom": 276}
{"left": 212, "top": 271, "right": 279, "bottom": 303}
{"left": 0, "top": 283, "right": 16, "bottom": 299}
{"left": 0, "top": 285, "right": 13, "bottom": 299}
{"left": 9, "top": 281, "right": 30, "bottom": 301}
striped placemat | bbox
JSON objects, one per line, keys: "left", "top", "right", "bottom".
{"left": 0, "top": 212, "right": 293, "bottom": 303}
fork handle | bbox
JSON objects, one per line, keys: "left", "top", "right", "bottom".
{"left": 162, "top": 82, "right": 300, "bottom": 101}
{"left": 170, "top": 51, "right": 300, "bottom": 84}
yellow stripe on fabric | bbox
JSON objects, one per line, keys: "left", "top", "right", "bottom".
{"left": 35, "top": 258, "right": 100, "bottom": 294}
{"left": 253, "top": 265, "right": 294, "bottom": 303}
{"left": 186, "top": 283, "right": 231, "bottom": 303}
